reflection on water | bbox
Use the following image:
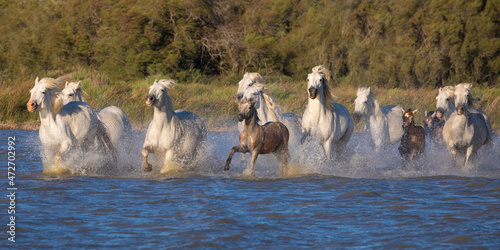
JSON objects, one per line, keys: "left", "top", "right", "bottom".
{"left": 0, "top": 129, "right": 499, "bottom": 248}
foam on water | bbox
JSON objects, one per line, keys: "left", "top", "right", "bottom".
{"left": 25, "top": 128, "right": 500, "bottom": 179}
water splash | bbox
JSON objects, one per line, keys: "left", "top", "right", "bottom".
{"left": 21, "top": 128, "right": 500, "bottom": 179}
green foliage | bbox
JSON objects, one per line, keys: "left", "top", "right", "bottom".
{"left": 0, "top": 0, "right": 499, "bottom": 87}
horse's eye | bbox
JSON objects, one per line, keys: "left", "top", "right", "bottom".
{"left": 249, "top": 82, "right": 254, "bottom": 86}
{"left": 161, "top": 89, "right": 164, "bottom": 92}
{"left": 69, "top": 93, "right": 74, "bottom": 97}
{"left": 41, "top": 91, "right": 45, "bottom": 94}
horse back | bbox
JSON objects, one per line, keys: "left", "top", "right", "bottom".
{"left": 175, "top": 109, "right": 207, "bottom": 138}
{"left": 261, "top": 121, "right": 289, "bottom": 153}
{"left": 384, "top": 105, "right": 404, "bottom": 143}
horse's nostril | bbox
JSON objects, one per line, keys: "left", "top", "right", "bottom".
{"left": 30, "top": 102, "right": 35, "bottom": 106}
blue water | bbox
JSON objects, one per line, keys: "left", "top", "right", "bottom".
{"left": 1, "top": 129, "right": 499, "bottom": 248}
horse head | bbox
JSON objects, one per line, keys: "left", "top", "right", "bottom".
{"left": 435, "top": 86, "right": 455, "bottom": 119}
{"left": 401, "top": 108, "right": 418, "bottom": 131}
{"left": 237, "top": 95, "right": 258, "bottom": 122}
{"left": 61, "top": 81, "right": 86, "bottom": 104}
{"left": 27, "top": 77, "right": 63, "bottom": 113}
{"left": 353, "top": 87, "right": 373, "bottom": 122}
{"left": 235, "top": 72, "right": 265, "bottom": 102}
{"left": 454, "top": 86, "right": 471, "bottom": 116}
{"left": 145, "top": 79, "right": 176, "bottom": 108}
{"left": 307, "top": 66, "right": 335, "bottom": 108}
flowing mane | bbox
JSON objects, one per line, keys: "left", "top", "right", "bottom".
{"left": 243, "top": 72, "right": 266, "bottom": 84}
{"left": 312, "top": 65, "right": 335, "bottom": 110}
{"left": 258, "top": 85, "right": 282, "bottom": 122}
{"left": 158, "top": 79, "right": 177, "bottom": 110}
{"left": 38, "top": 77, "right": 64, "bottom": 114}
{"left": 441, "top": 86, "right": 455, "bottom": 98}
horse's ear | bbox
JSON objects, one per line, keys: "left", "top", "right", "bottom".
{"left": 464, "top": 83, "right": 473, "bottom": 90}
{"left": 65, "top": 81, "right": 69, "bottom": 87}
{"left": 35, "top": 77, "right": 39, "bottom": 85}
{"left": 154, "top": 79, "right": 158, "bottom": 84}
{"left": 413, "top": 109, "right": 419, "bottom": 115}
{"left": 400, "top": 107, "right": 405, "bottom": 115}
{"left": 425, "top": 110, "right": 428, "bottom": 116}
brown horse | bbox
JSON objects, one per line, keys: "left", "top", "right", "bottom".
{"left": 423, "top": 110, "right": 444, "bottom": 144}
{"left": 224, "top": 97, "right": 290, "bottom": 177}
{"left": 399, "top": 108, "right": 425, "bottom": 164}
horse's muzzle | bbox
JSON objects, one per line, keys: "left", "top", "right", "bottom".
{"left": 27, "top": 100, "right": 38, "bottom": 113}
{"left": 435, "top": 108, "right": 444, "bottom": 118}
{"left": 238, "top": 113, "right": 245, "bottom": 122}
{"left": 352, "top": 112, "right": 361, "bottom": 123}
{"left": 457, "top": 106, "right": 465, "bottom": 116}
{"left": 234, "top": 93, "right": 243, "bottom": 103}
{"left": 145, "top": 95, "right": 156, "bottom": 107}
{"left": 308, "top": 87, "right": 318, "bottom": 99}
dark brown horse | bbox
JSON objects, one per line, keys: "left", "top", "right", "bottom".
{"left": 399, "top": 108, "right": 425, "bottom": 164}
{"left": 224, "top": 97, "right": 290, "bottom": 177}
{"left": 423, "top": 110, "right": 444, "bottom": 144}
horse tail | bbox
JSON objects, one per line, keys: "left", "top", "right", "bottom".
{"left": 96, "top": 123, "right": 117, "bottom": 164}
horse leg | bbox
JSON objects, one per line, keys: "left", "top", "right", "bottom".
{"left": 141, "top": 148, "right": 153, "bottom": 172}
{"left": 161, "top": 150, "right": 180, "bottom": 174}
{"left": 278, "top": 149, "right": 289, "bottom": 177}
{"left": 224, "top": 145, "right": 243, "bottom": 171}
{"left": 242, "top": 150, "right": 259, "bottom": 177}
{"left": 450, "top": 149, "right": 457, "bottom": 167}
{"left": 465, "top": 146, "right": 474, "bottom": 168}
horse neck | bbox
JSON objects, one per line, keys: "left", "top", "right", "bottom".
{"left": 370, "top": 99, "right": 384, "bottom": 118}
{"left": 38, "top": 102, "right": 58, "bottom": 130}
{"left": 153, "top": 103, "right": 178, "bottom": 127}
{"left": 243, "top": 110, "right": 260, "bottom": 133}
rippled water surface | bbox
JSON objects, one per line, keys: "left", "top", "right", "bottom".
{"left": 1, "top": 129, "right": 499, "bottom": 248}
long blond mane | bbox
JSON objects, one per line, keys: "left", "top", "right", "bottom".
{"left": 158, "top": 79, "right": 177, "bottom": 109}
{"left": 243, "top": 72, "right": 266, "bottom": 84}
{"left": 312, "top": 65, "right": 335, "bottom": 110}
{"left": 259, "top": 86, "right": 282, "bottom": 122}
{"left": 39, "top": 77, "right": 64, "bottom": 114}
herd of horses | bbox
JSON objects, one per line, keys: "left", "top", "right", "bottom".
{"left": 26, "top": 65, "right": 493, "bottom": 177}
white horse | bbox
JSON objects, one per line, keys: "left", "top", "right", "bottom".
{"left": 301, "top": 65, "right": 354, "bottom": 160}
{"left": 27, "top": 77, "right": 115, "bottom": 174}
{"left": 61, "top": 81, "right": 133, "bottom": 149}
{"left": 443, "top": 85, "right": 490, "bottom": 168}
{"left": 239, "top": 83, "right": 303, "bottom": 145}
{"left": 353, "top": 87, "right": 404, "bottom": 150}
{"left": 435, "top": 86, "right": 456, "bottom": 120}
{"left": 435, "top": 83, "right": 484, "bottom": 121}
{"left": 142, "top": 79, "right": 207, "bottom": 174}
{"left": 453, "top": 83, "right": 492, "bottom": 134}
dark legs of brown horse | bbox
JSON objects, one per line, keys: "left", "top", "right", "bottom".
{"left": 224, "top": 145, "right": 243, "bottom": 171}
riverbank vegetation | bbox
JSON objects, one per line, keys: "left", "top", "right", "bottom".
{"left": 1, "top": 0, "right": 499, "bottom": 130}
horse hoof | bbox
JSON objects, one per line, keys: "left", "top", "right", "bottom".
{"left": 143, "top": 163, "right": 153, "bottom": 172}
{"left": 224, "top": 165, "right": 230, "bottom": 171}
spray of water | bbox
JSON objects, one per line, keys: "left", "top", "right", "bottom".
{"left": 36, "top": 127, "right": 500, "bottom": 179}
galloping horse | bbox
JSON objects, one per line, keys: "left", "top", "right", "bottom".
{"left": 442, "top": 85, "right": 491, "bottom": 168}
{"left": 61, "top": 81, "right": 133, "bottom": 150}
{"left": 224, "top": 95, "right": 290, "bottom": 177}
{"left": 142, "top": 79, "right": 207, "bottom": 173}
{"left": 238, "top": 83, "right": 303, "bottom": 145}
{"left": 398, "top": 109, "right": 425, "bottom": 165}
{"left": 353, "top": 87, "right": 404, "bottom": 151}
{"left": 27, "top": 77, "right": 115, "bottom": 174}
{"left": 301, "top": 65, "right": 354, "bottom": 160}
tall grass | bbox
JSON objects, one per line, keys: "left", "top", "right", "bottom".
{"left": 2, "top": 73, "right": 499, "bottom": 132}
